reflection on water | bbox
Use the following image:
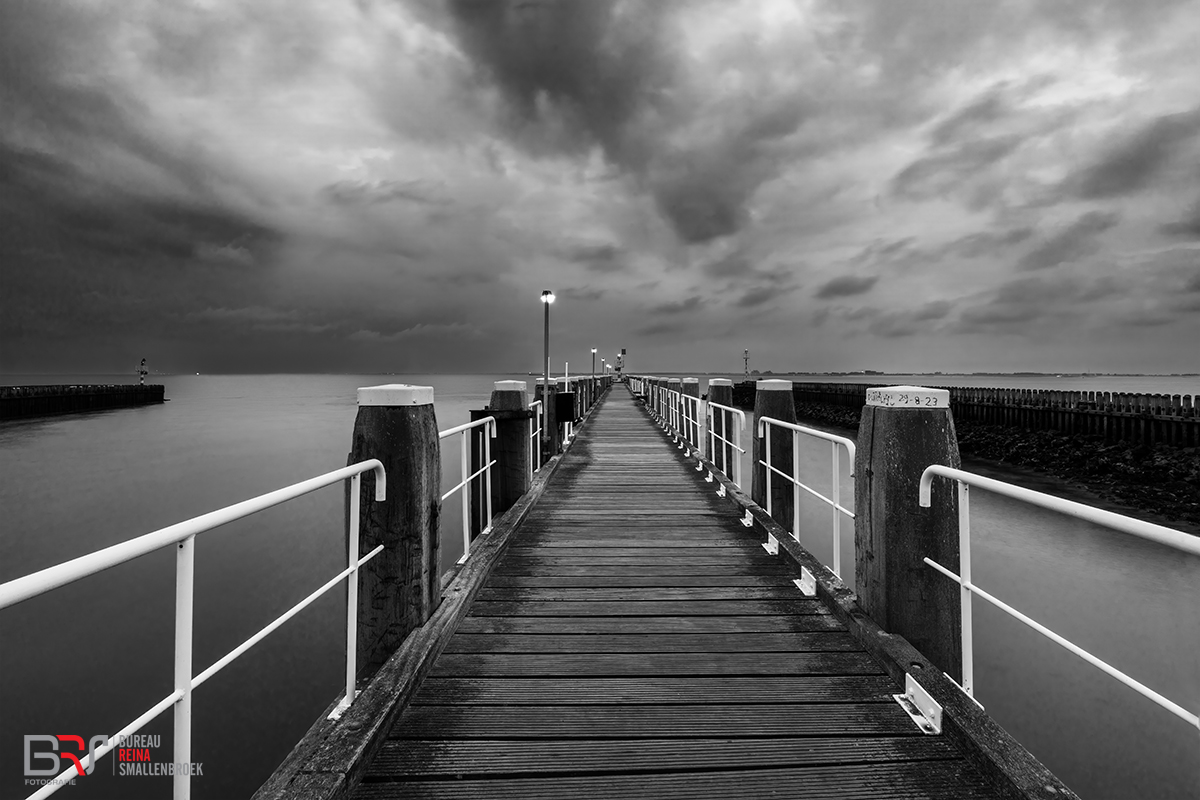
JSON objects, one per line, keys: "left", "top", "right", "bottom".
{"left": 732, "top": 410, "right": 1200, "bottom": 799}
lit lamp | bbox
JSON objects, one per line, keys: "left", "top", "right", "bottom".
{"left": 591, "top": 347, "right": 597, "bottom": 378}
{"left": 541, "top": 290, "right": 555, "bottom": 447}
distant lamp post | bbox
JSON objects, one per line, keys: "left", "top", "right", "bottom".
{"left": 591, "top": 348, "right": 597, "bottom": 377}
{"left": 541, "top": 290, "right": 555, "bottom": 447}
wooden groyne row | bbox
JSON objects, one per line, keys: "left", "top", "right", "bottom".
{"left": 730, "top": 382, "right": 1199, "bottom": 447}
{"left": 0, "top": 384, "right": 165, "bottom": 420}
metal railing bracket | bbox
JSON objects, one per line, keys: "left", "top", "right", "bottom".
{"left": 893, "top": 673, "right": 943, "bottom": 735}
{"left": 795, "top": 567, "right": 816, "bottom": 597}
{"left": 762, "top": 533, "right": 778, "bottom": 555}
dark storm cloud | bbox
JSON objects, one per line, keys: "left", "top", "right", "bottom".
{"left": 1017, "top": 210, "right": 1120, "bottom": 271}
{"left": 947, "top": 227, "right": 1035, "bottom": 258}
{"left": 1073, "top": 108, "right": 1200, "bottom": 198}
{"left": 891, "top": 136, "right": 1022, "bottom": 200}
{"left": 559, "top": 286, "right": 607, "bottom": 301}
{"left": 650, "top": 296, "right": 704, "bottom": 315}
{"left": 734, "top": 287, "right": 778, "bottom": 308}
{"left": 323, "top": 179, "right": 452, "bottom": 207}
{"left": 636, "top": 320, "right": 687, "bottom": 336}
{"left": 562, "top": 242, "right": 627, "bottom": 273}
{"left": 435, "top": 0, "right": 806, "bottom": 244}
{"left": 815, "top": 275, "right": 879, "bottom": 299}
{"left": 1159, "top": 198, "right": 1200, "bottom": 238}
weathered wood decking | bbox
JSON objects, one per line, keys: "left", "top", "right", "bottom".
{"left": 350, "top": 391, "right": 1003, "bottom": 799}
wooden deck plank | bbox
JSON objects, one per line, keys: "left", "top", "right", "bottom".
{"left": 486, "top": 574, "right": 797, "bottom": 587}
{"left": 366, "top": 736, "right": 963, "bottom": 777}
{"left": 429, "top": 651, "right": 885, "bottom": 677}
{"left": 412, "top": 675, "right": 899, "bottom": 705}
{"left": 454, "top": 615, "right": 845, "bottom": 634}
{"left": 467, "top": 600, "right": 831, "bottom": 616}
{"left": 442, "top": 632, "right": 860, "bottom": 653}
{"left": 390, "top": 704, "right": 915, "bottom": 739}
{"left": 354, "top": 762, "right": 999, "bottom": 800}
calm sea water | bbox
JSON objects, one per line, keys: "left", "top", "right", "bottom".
{"left": 1, "top": 373, "right": 1197, "bottom": 799}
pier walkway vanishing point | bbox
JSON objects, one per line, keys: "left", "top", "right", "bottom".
{"left": 347, "top": 389, "right": 1008, "bottom": 799}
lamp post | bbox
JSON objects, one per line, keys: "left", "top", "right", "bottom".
{"left": 540, "top": 290, "right": 555, "bottom": 448}
{"left": 591, "top": 348, "right": 597, "bottom": 378}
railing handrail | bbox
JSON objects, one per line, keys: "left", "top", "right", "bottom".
{"left": 438, "top": 416, "right": 496, "bottom": 441}
{"left": 757, "top": 415, "right": 857, "bottom": 466}
{"left": 0, "top": 460, "right": 386, "bottom": 610}
{"left": 919, "top": 465, "right": 1200, "bottom": 557}
{"left": 756, "top": 416, "right": 854, "bottom": 577}
{"left": 706, "top": 399, "right": 746, "bottom": 427}
{"left": 919, "top": 464, "right": 1200, "bottom": 729}
{"left": 439, "top": 416, "right": 497, "bottom": 564}
{"left": 1, "top": 459, "right": 388, "bottom": 800}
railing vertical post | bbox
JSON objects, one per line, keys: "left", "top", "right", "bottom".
{"left": 855, "top": 385, "right": 962, "bottom": 681}
{"left": 342, "top": 473, "right": 361, "bottom": 712}
{"left": 791, "top": 430, "right": 801, "bottom": 542}
{"left": 348, "top": 384, "right": 440, "bottom": 671}
{"left": 682, "top": 378, "right": 701, "bottom": 453}
{"left": 831, "top": 442, "right": 841, "bottom": 578}
{"left": 959, "top": 481, "right": 973, "bottom": 696}
{"left": 173, "top": 535, "right": 195, "bottom": 800}
{"left": 708, "top": 379, "right": 734, "bottom": 481}
{"left": 753, "top": 380, "right": 796, "bottom": 534}
{"left": 459, "top": 430, "right": 470, "bottom": 558}
{"left": 667, "top": 379, "right": 682, "bottom": 436}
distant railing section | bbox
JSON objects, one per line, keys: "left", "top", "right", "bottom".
{"left": 756, "top": 417, "right": 856, "bottom": 578}
{"left": 919, "top": 465, "right": 1200, "bottom": 732}
{"left": 0, "top": 460, "right": 389, "bottom": 800}
{"left": 438, "top": 417, "right": 497, "bottom": 563}
{"left": 705, "top": 400, "right": 745, "bottom": 489}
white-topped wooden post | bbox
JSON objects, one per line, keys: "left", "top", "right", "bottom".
{"left": 753, "top": 380, "right": 797, "bottom": 536}
{"left": 855, "top": 385, "right": 962, "bottom": 681}
{"left": 347, "top": 384, "right": 440, "bottom": 672}
{"left": 708, "top": 378, "right": 734, "bottom": 481}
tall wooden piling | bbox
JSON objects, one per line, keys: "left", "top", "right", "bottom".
{"left": 347, "top": 384, "right": 441, "bottom": 672}
{"left": 469, "top": 381, "right": 533, "bottom": 534}
{"left": 708, "top": 378, "right": 734, "bottom": 479}
{"left": 855, "top": 385, "right": 962, "bottom": 681}
{"left": 752, "top": 380, "right": 797, "bottom": 536}
{"left": 682, "top": 378, "right": 701, "bottom": 453}
{"left": 535, "top": 378, "right": 561, "bottom": 458}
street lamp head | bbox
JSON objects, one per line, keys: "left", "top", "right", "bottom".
{"left": 591, "top": 348, "right": 597, "bottom": 354}
{"left": 541, "top": 290, "right": 555, "bottom": 304}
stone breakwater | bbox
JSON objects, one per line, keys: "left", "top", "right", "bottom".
{"left": 0, "top": 384, "right": 165, "bottom": 419}
{"left": 739, "top": 394, "right": 1200, "bottom": 530}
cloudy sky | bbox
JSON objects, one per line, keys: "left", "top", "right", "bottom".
{"left": 2, "top": 0, "right": 1198, "bottom": 375}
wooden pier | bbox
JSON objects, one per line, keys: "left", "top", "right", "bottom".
{"left": 344, "top": 391, "right": 1007, "bottom": 798}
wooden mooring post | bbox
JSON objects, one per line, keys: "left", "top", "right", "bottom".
{"left": 469, "top": 381, "right": 534, "bottom": 536}
{"left": 346, "top": 384, "right": 441, "bottom": 672}
{"left": 707, "top": 378, "right": 734, "bottom": 479}
{"left": 752, "top": 379, "right": 797, "bottom": 536}
{"left": 855, "top": 385, "right": 962, "bottom": 681}
{"left": 535, "top": 378, "right": 561, "bottom": 459}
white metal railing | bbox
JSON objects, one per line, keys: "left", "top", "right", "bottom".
{"left": 679, "top": 392, "right": 701, "bottom": 452}
{"left": 919, "top": 465, "right": 1200, "bottom": 732}
{"left": 705, "top": 400, "right": 746, "bottom": 488}
{"left": 438, "top": 417, "right": 497, "bottom": 563}
{"left": 0, "top": 460, "right": 388, "bottom": 800}
{"left": 528, "top": 399, "right": 543, "bottom": 480}
{"left": 757, "top": 417, "right": 856, "bottom": 578}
